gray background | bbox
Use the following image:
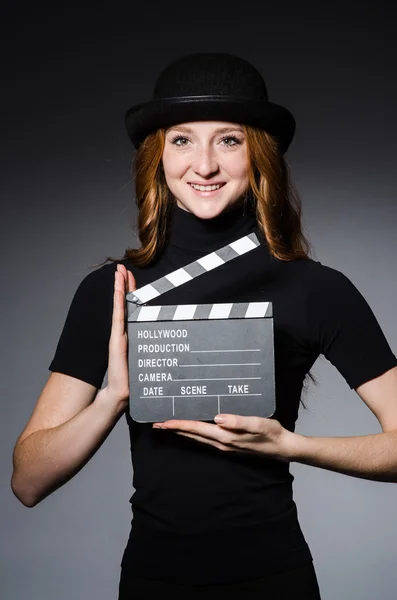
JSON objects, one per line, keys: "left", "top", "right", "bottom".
{"left": 2, "top": 3, "right": 396, "bottom": 599}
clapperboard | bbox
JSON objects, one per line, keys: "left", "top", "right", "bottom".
{"left": 126, "top": 233, "right": 275, "bottom": 423}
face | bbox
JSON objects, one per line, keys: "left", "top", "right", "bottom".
{"left": 162, "top": 121, "right": 249, "bottom": 220}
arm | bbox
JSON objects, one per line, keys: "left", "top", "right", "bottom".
{"left": 155, "top": 366, "right": 397, "bottom": 483}
{"left": 284, "top": 365, "right": 397, "bottom": 482}
{"left": 11, "top": 265, "right": 135, "bottom": 507}
{"left": 281, "top": 268, "right": 397, "bottom": 482}
{"left": 154, "top": 268, "right": 397, "bottom": 482}
{"left": 11, "top": 376, "right": 125, "bottom": 507}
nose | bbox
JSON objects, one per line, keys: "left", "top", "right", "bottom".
{"left": 191, "top": 145, "right": 219, "bottom": 178}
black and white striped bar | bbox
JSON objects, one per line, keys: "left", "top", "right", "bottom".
{"left": 126, "top": 232, "right": 260, "bottom": 314}
{"left": 128, "top": 301, "right": 272, "bottom": 322}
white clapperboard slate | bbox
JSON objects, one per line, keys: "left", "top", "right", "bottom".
{"left": 125, "top": 233, "right": 275, "bottom": 423}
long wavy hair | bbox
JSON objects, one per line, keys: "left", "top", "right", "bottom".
{"left": 122, "top": 126, "right": 312, "bottom": 265}
{"left": 100, "top": 124, "right": 318, "bottom": 406}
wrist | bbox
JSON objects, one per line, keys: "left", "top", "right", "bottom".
{"left": 280, "top": 429, "right": 309, "bottom": 462}
{"left": 94, "top": 388, "right": 128, "bottom": 420}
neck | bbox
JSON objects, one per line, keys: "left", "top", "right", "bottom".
{"left": 167, "top": 201, "right": 259, "bottom": 253}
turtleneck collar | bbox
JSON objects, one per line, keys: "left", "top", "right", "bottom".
{"left": 166, "top": 201, "right": 259, "bottom": 253}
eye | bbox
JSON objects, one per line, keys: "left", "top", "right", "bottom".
{"left": 170, "top": 135, "right": 189, "bottom": 146}
{"left": 220, "top": 135, "right": 242, "bottom": 147}
{"left": 169, "top": 134, "right": 243, "bottom": 147}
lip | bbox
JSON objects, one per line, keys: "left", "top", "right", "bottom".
{"left": 188, "top": 181, "right": 226, "bottom": 186}
{"left": 188, "top": 181, "right": 226, "bottom": 197}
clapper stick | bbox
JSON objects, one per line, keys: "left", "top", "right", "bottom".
{"left": 126, "top": 232, "right": 260, "bottom": 311}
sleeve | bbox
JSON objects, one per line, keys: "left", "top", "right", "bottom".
{"left": 48, "top": 265, "right": 115, "bottom": 389}
{"left": 307, "top": 264, "right": 397, "bottom": 390}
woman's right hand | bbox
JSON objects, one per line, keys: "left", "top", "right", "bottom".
{"left": 98, "top": 263, "right": 136, "bottom": 415}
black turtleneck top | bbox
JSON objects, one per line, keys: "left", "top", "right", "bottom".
{"left": 49, "top": 202, "right": 397, "bottom": 585}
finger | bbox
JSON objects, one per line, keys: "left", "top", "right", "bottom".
{"left": 214, "top": 414, "right": 264, "bottom": 434}
{"left": 127, "top": 269, "right": 136, "bottom": 292}
{"left": 116, "top": 263, "right": 128, "bottom": 290}
{"left": 114, "top": 267, "right": 126, "bottom": 295}
{"left": 111, "top": 271, "right": 127, "bottom": 340}
{"left": 116, "top": 264, "right": 136, "bottom": 295}
{"left": 107, "top": 272, "right": 129, "bottom": 394}
{"left": 157, "top": 419, "right": 219, "bottom": 434}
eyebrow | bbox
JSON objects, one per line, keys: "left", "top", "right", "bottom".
{"left": 167, "top": 125, "right": 244, "bottom": 135}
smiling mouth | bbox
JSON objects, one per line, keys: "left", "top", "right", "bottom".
{"left": 188, "top": 182, "right": 226, "bottom": 191}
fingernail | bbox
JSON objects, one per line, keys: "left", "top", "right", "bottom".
{"left": 214, "top": 415, "right": 225, "bottom": 423}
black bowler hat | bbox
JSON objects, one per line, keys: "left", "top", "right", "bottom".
{"left": 125, "top": 52, "right": 296, "bottom": 154}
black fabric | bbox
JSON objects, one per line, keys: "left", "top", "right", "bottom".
{"left": 49, "top": 201, "right": 397, "bottom": 586}
{"left": 118, "top": 562, "right": 322, "bottom": 600}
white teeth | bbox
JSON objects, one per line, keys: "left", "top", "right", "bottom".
{"left": 190, "top": 183, "right": 223, "bottom": 191}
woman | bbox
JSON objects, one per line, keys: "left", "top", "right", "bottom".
{"left": 11, "top": 53, "right": 397, "bottom": 599}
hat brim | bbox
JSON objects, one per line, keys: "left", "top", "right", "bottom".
{"left": 125, "top": 96, "right": 295, "bottom": 154}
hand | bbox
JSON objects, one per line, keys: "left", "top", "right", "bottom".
{"left": 99, "top": 264, "right": 136, "bottom": 414}
{"left": 152, "top": 414, "right": 293, "bottom": 462}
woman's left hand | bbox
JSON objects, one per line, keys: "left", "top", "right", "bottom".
{"left": 152, "top": 414, "right": 294, "bottom": 462}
